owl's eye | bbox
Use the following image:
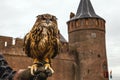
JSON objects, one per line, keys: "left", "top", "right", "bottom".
{"left": 42, "top": 17, "right": 46, "bottom": 20}
{"left": 50, "top": 19, "right": 53, "bottom": 21}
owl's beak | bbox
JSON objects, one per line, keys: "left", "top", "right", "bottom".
{"left": 46, "top": 19, "right": 50, "bottom": 24}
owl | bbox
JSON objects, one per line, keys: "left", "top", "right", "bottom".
{"left": 23, "top": 14, "right": 60, "bottom": 75}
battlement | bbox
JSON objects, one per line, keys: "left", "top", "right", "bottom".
{"left": 0, "top": 36, "right": 13, "bottom": 47}
{"left": 0, "top": 36, "right": 23, "bottom": 48}
{"left": 0, "top": 35, "right": 25, "bottom": 56}
{"left": 0, "top": 35, "right": 69, "bottom": 57}
{"left": 68, "top": 18, "right": 105, "bottom": 33}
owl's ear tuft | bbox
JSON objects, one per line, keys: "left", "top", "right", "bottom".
{"left": 52, "top": 16, "right": 57, "bottom": 20}
{"left": 37, "top": 15, "right": 42, "bottom": 19}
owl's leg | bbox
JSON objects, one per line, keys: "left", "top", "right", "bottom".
{"left": 28, "top": 58, "right": 39, "bottom": 75}
{"left": 44, "top": 58, "right": 54, "bottom": 73}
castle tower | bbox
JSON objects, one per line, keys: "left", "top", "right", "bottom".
{"left": 67, "top": 0, "right": 109, "bottom": 80}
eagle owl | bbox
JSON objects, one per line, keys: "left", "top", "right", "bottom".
{"left": 24, "top": 14, "right": 60, "bottom": 75}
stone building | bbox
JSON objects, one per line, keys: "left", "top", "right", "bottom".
{"left": 67, "top": 0, "right": 109, "bottom": 80}
{"left": 0, "top": 0, "right": 109, "bottom": 80}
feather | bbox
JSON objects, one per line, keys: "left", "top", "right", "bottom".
{"left": 23, "top": 14, "right": 60, "bottom": 61}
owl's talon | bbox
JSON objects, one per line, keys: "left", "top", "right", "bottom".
{"left": 28, "top": 64, "right": 38, "bottom": 75}
{"left": 45, "top": 63, "right": 54, "bottom": 74}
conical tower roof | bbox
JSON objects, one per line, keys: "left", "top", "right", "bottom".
{"left": 69, "top": 0, "right": 104, "bottom": 21}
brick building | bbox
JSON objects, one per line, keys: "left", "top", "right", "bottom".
{"left": 0, "top": 0, "right": 109, "bottom": 80}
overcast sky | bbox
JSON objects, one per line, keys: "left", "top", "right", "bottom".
{"left": 0, "top": 0, "right": 120, "bottom": 78}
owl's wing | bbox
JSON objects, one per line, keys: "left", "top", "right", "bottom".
{"left": 23, "top": 21, "right": 43, "bottom": 58}
{"left": 23, "top": 33, "right": 32, "bottom": 57}
{"left": 51, "top": 38, "right": 61, "bottom": 59}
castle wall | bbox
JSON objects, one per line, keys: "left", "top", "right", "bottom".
{"left": 49, "top": 53, "right": 76, "bottom": 80}
{"left": 0, "top": 36, "right": 12, "bottom": 48}
{"left": 3, "top": 54, "right": 33, "bottom": 70}
{"left": 15, "top": 38, "right": 24, "bottom": 47}
{"left": 0, "top": 35, "right": 76, "bottom": 80}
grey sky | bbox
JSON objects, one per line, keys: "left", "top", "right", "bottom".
{"left": 0, "top": 0, "right": 120, "bottom": 77}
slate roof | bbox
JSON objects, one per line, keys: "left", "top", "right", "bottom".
{"left": 69, "top": 0, "right": 104, "bottom": 21}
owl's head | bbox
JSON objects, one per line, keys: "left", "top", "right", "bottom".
{"left": 36, "top": 14, "right": 57, "bottom": 27}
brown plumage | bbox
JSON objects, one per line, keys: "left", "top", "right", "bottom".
{"left": 23, "top": 14, "right": 60, "bottom": 75}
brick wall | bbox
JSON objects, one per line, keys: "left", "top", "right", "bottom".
{"left": 0, "top": 35, "right": 76, "bottom": 80}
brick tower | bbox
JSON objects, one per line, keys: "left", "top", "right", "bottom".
{"left": 67, "top": 0, "right": 109, "bottom": 80}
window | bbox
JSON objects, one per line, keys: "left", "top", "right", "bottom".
{"left": 5, "top": 41, "right": 7, "bottom": 47}
{"left": 12, "top": 38, "right": 16, "bottom": 45}
{"left": 91, "top": 33, "right": 96, "bottom": 38}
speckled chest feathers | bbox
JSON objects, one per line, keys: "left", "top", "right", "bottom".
{"left": 24, "top": 14, "right": 60, "bottom": 59}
